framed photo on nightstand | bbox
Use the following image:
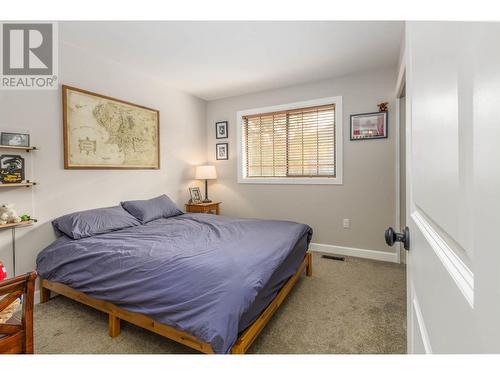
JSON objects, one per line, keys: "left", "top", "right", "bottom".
{"left": 189, "top": 187, "right": 202, "bottom": 203}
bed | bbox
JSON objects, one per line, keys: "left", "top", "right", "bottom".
{"left": 36, "top": 197, "right": 313, "bottom": 354}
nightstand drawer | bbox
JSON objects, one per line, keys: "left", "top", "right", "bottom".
{"left": 185, "top": 202, "right": 221, "bottom": 215}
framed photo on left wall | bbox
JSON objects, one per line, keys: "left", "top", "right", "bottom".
{"left": 216, "top": 143, "right": 228, "bottom": 160}
{"left": 215, "top": 121, "right": 228, "bottom": 139}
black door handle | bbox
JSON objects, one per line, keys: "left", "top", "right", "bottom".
{"left": 385, "top": 226, "right": 410, "bottom": 251}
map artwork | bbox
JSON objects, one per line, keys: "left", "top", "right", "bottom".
{"left": 63, "top": 86, "right": 159, "bottom": 169}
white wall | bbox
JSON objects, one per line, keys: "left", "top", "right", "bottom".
{"left": 0, "top": 41, "right": 207, "bottom": 277}
{"left": 206, "top": 67, "right": 397, "bottom": 253}
{"left": 0, "top": 40, "right": 398, "bottom": 276}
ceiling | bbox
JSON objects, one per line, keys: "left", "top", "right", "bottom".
{"left": 60, "top": 21, "right": 404, "bottom": 101}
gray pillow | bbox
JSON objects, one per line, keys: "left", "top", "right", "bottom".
{"left": 52, "top": 205, "right": 141, "bottom": 239}
{"left": 121, "top": 195, "right": 182, "bottom": 223}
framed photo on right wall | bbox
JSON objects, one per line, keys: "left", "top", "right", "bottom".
{"left": 350, "top": 111, "right": 388, "bottom": 141}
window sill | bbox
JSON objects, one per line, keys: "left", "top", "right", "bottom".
{"left": 237, "top": 177, "right": 343, "bottom": 185}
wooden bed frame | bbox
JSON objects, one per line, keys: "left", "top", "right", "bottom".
{"left": 39, "top": 252, "right": 312, "bottom": 354}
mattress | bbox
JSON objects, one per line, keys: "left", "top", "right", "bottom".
{"left": 36, "top": 213, "right": 312, "bottom": 353}
{"left": 238, "top": 232, "right": 309, "bottom": 333}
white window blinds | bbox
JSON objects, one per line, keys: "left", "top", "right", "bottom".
{"left": 243, "top": 104, "right": 336, "bottom": 178}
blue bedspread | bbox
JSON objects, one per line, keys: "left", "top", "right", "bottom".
{"left": 36, "top": 213, "right": 312, "bottom": 353}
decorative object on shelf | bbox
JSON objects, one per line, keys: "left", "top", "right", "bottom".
{"left": 0, "top": 204, "right": 22, "bottom": 225}
{"left": 215, "top": 121, "right": 228, "bottom": 139}
{"left": 20, "top": 214, "right": 31, "bottom": 222}
{"left": 0, "top": 132, "right": 30, "bottom": 147}
{"left": 0, "top": 154, "right": 24, "bottom": 183}
{"left": 62, "top": 85, "right": 160, "bottom": 169}
{"left": 350, "top": 111, "right": 388, "bottom": 141}
{"left": 216, "top": 143, "right": 228, "bottom": 160}
{"left": 188, "top": 187, "right": 202, "bottom": 204}
{"left": 195, "top": 165, "right": 217, "bottom": 203}
{"left": 377, "top": 102, "right": 389, "bottom": 112}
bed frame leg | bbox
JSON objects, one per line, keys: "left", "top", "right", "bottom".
{"left": 108, "top": 314, "right": 121, "bottom": 337}
{"left": 40, "top": 283, "right": 50, "bottom": 303}
{"left": 306, "top": 252, "right": 312, "bottom": 277}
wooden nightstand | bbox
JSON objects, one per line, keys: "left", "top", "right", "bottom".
{"left": 185, "top": 202, "right": 221, "bottom": 215}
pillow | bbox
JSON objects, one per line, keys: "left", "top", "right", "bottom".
{"left": 121, "top": 195, "right": 183, "bottom": 223}
{"left": 52, "top": 205, "right": 141, "bottom": 239}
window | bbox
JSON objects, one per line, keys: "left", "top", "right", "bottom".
{"left": 237, "top": 97, "right": 342, "bottom": 184}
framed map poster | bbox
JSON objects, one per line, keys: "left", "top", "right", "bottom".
{"left": 62, "top": 85, "right": 160, "bottom": 169}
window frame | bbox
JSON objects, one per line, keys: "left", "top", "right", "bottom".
{"left": 237, "top": 96, "right": 343, "bottom": 185}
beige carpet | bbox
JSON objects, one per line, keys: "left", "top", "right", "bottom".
{"left": 34, "top": 252, "right": 406, "bottom": 354}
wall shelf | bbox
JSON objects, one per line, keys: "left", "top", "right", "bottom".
{"left": 0, "top": 220, "right": 36, "bottom": 231}
{"left": 0, "top": 137, "right": 38, "bottom": 277}
{"left": 0, "top": 181, "right": 37, "bottom": 188}
{"left": 0, "top": 145, "right": 38, "bottom": 152}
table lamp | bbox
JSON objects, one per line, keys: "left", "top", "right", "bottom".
{"left": 195, "top": 165, "right": 217, "bottom": 203}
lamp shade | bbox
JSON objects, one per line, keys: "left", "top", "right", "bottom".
{"left": 195, "top": 165, "right": 217, "bottom": 180}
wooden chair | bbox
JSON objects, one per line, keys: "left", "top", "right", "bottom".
{"left": 0, "top": 271, "right": 37, "bottom": 354}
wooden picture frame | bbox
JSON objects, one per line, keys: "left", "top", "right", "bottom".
{"left": 62, "top": 85, "right": 160, "bottom": 169}
{"left": 215, "top": 121, "right": 228, "bottom": 139}
{"left": 350, "top": 111, "right": 388, "bottom": 141}
{"left": 216, "top": 143, "right": 228, "bottom": 160}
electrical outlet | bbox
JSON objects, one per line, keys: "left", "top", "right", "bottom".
{"left": 343, "top": 218, "right": 351, "bottom": 229}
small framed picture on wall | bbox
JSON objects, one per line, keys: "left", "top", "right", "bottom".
{"left": 0, "top": 154, "right": 25, "bottom": 184}
{"left": 216, "top": 143, "right": 228, "bottom": 160}
{"left": 350, "top": 111, "right": 388, "bottom": 140}
{"left": 215, "top": 121, "right": 228, "bottom": 139}
{"left": 1, "top": 132, "right": 30, "bottom": 147}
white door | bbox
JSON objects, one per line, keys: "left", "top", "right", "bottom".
{"left": 394, "top": 22, "right": 500, "bottom": 353}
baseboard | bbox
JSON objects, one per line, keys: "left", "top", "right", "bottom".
{"left": 309, "top": 242, "right": 399, "bottom": 263}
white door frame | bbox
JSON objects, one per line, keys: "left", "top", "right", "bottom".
{"left": 394, "top": 41, "right": 406, "bottom": 266}
{"left": 394, "top": 40, "right": 409, "bottom": 351}
{"left": 394, "top": 97, "right": 401, "bottom": 265}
